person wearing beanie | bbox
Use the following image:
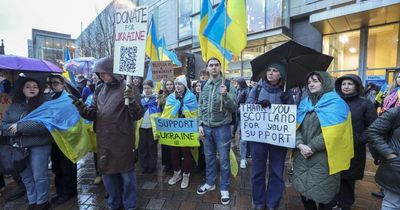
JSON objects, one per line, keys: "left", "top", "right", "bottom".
{"left": 72, "top": 56, "right": 144, "bottom": 210}
{"left": 161, "top": 75, "right": 198, "bottom": 189}
{"left": 246, "top": 61, "right": 294, "bottom": 210}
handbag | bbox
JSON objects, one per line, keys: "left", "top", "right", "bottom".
{"left": 375, "top": 157, "right": 400, "bottom": 194}
{"left": 0, "top": 143, "right": 29, "bottom": 174}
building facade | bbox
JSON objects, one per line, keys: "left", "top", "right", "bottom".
{"left": 32, "top": 29, "right": 76, "bottom": 67}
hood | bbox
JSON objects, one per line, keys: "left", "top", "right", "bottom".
{"left": 305, "top": 71, "right": 334, "bottom": 103}
{"left": 334, "top": 74, "right": 363, "bottom": 98}
{"left": 236, "top": 78, "right": 248, "bottom": 89}
{"left": 94, "top": 57, "right": 124, "bottom": 83}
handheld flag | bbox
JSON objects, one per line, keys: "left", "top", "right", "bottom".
{"left": 158, "top": 36, "right": 182, "bottom": 66}
{"left": 62, "top": 48, "right": 77, "bottom": 87}
{"left": 145, "top": 15, "right": 160, "bottom": 61}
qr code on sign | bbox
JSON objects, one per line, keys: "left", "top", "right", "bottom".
{"left": 119, "top": 46, "right": 137, "bottom": 73}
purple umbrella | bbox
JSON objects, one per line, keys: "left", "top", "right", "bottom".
{"left": 64, "top": 57, "right": 96, "bottom": 75}
{"left": 0, "top": 55, "right": 63, "bottom": 73}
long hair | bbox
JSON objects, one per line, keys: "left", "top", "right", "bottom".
{"left": 13, "top": 78, "right": 46, "bottom": 113}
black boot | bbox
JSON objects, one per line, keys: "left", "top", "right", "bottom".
{"left": 26, "top": 203, "right": 36, "bottom": 210}
{"left": 35, "top": 201, "right": 50, "bottom": 210}
{"left": 6, "top": 184, "right": 26, "bottom": 202}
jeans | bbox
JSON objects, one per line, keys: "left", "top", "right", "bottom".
{"left": 250, "top": 142, "right": 287, "bottom": 209}
{"left": 382, "top": 189, "right": 400, "bottom": 210}
{"left": 203, "top": 125, "right": 231, "bottom": 191}
{"left": 102, "top": 169, "right": 137, "bottom": 209}
{"left": 20, "top": 144, "right": 52, "bottom": 205}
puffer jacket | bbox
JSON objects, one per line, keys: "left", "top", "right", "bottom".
{"left": 1, "top": 101, "right": 51, "bottom": 147}
{"left": 335, "top": 74, "right": 377, "bottom": 180}
{"left": 292, "top": 71, "right": 340, "bottom": 204}
{"left": 198, "top": 77, "right": 236, "bottom": 127}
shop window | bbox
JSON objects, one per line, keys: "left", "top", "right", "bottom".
{"left": 367, "top": 23, "right": 399, "bottom": 69}
{"left": 323, "top": 30, "right": 360, "bottom": 71}
{"left": 192, "top": 14, "right": 200, "bottom": 47}
{"left": 328, "top": 70, "right": 359, "bottom": 80}
{"left": 178, "top": 0, "right": 193, "bottom": 40}
{"left": 266, "top": 0, "right": 283, "bottom": 30}
{"left": 242, "top": 46, "right": 264, "bottom": 61}
{"left": 247, "top": 0, "right": 265, "bottom": 33}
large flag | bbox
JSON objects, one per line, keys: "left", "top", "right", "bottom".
{"left": 158, "top": 36, "right": 182, "bottom": 66}
{"left": 203, "top": 0, "right": 247, "bottom": 56}
{"left": 145, "top": 15, "right": 160, "bottom": 61}
{"left": 18, "top": 91, "right": 96, "bottom": 163}
{"left": 62, "top": 48, "right": 77, "bottom": 87}
{"left": 200, "top": 0, "right": 232, "bottom": 68}
{"left": 297, "top": 91, "right": 354, "bottom": 175}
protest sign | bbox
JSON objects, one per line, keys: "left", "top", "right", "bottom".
{"left": 0, "top": 93, "right": 11, "bottom": 121}
{"left": 240, "top": 104, "right": 296, "bottom": 148}
{"left": 151, "top": 61, "right": 174, "bottom": 81}
{"left": 155, "top": 118, "right": 200, "bottom": 147}
{"left": 113, "top": 7, "right": 148, "bottom": 77}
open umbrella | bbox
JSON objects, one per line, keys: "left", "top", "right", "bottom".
{"left": 0, "top": 55, "right": 63, "bottom": 73}
{"left": 250, "top": 41, "right": 333, "bottom": 89}
{"left": 64, "top": 57, "right": 96, "bottom": 75}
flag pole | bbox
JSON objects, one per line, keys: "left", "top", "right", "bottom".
{"left": 220, "top": 0, "right": 228, "bottom": 112}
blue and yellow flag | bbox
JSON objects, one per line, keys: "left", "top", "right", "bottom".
{"left": 18, "top": 91, "right": 96, "bottom": 163}
{"left": 161, "top": 91, "right": 198, "bottom": 119}
{"left": 62, "top": 48, "right": 77, "bottom": 87}
{"left": 145, "top": 15, "right": 160, "bottom": 61}
{"left": 158, "top": 36, "right": 182, "bottom": 66}
{"left": 203, "top": 0, "right": 247, "bottom": 56}
{"left": 199, "top": 0, "right": 232, "bottom": 68}
{"left": 297, "top": 91, "right": 354, "bottom": 175}
{"left": 375, "top": 82, "right": 389, "bottom": 104}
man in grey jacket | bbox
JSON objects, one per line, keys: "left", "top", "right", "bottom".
{"left": 196, "top": 57, "right": 237, "bottom": 205}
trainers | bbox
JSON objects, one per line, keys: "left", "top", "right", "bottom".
{"left": 94, "top": 176, "right": 102, "bottom": 185}
{"left": 168, "top": 170, "right": 182, "bottom": 185}
{"left": 220, "top": 190, "right": 230, "bottom": 205}
{"left": 180, "top": 173, "right": 190, "bottom": 189}
{"left": 197, "top": 183, "right": 215, "bottom": 195}
{"left": 240, "top": 159, "right": 247, "bottom": 169}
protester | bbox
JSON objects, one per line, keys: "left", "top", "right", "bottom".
{"left": 367, "top": 107, "right": 400, "bottom": 210}
{"left": 1, "top": 78, "right": 51, "bottom": 210}
{"left": 293, "top": 71, "right": 354, "bottom": 210}
{"left": 47, "top": 74, "right": 78, "bottom": 207}
{"left": 161, "top": 75, "right": 198, "bottom": 188}
{"left": 133, "top": 76, "right": 144, "bottom": 93}
{"left": 197, "top": 57, "right": 237, "bottom": 205}
{"left": 235, "top": 78, "right": 250, "bottom": 169}
{"left": 246, "top": 62, "right": 293, "bottom": 210}
{"left": 75, "top": 75, "right": 88, "bottom": 94}
{"left": 72, "top": 57, "right": 144, "bottom": 210}
{"left": 194, "top": 81, "right": 202, "bottom": 100}
{"left": 365, "top": 82, "right": 378, "bottom": 104}
{"left": 334, "top": 74, "right": 377, "bottom": 210}
{"left": 157, "top": 79, "right": 175, "bottom": 172}
{"left": 380, "top": 72, "right": 400, "bottom": 114}
{"left": 199, "top": 69, "right": 209, "bottom": 83}
{"left": 138, "top": 80, "right": 159, "bottom": 174}
{"left": 0, "top": 72, "right": 11, "bottom": 94}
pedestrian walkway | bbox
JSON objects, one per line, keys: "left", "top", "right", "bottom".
{"left": 0, "top": 149, "right": 382, "bottom": 210}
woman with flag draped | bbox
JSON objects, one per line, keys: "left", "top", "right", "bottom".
{"left": 380, "top": 72, "right": 400, "bottom": 114}
{"left": 1, "top": 78, "right": 51, "bottom": 210}
{"left": 161, "top": 75, "right": 198, "bottom": 189}
{"left": 293, "top": 71, "right": 354, "bottom": 210}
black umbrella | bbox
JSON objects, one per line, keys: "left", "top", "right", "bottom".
{"left": 250, "top": 40, "right": 333, "bottom": 89}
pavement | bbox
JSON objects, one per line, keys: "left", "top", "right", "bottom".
{"left": 0, "top": 144, "right": 382, "bottom": 210}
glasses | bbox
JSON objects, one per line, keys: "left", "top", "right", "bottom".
{"left": 208, "top": 63, "right": 220, "bottom": 67}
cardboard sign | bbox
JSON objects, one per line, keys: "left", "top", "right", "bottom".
{"left": 240, "top": 104, "right": 297, "bottom": 148}
{"left": 113, "top": 7, "right": 148, "bottom": 77}
{"left": 151, "top": 61, "right": 174, "bottom": 81}
{"left": 155, "top": 118, "right": 200, "bottom": 147}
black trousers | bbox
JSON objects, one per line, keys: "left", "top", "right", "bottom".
{"left": 161, "top": 145, "right": 171, "bottom": 167}
{"left": 139, "top": 128, "right": 157, "bottom": 171}
{"left": 51, "top": 144, "right": 77, "bottom": 196}
{"left": 0, "top": 174, "right": 4, "bottom": 188}
{"left": 336, "top": 179, "right": 356, "bottom": 210}
{"left": 301, "top": 196, "right": 336, "bottom": 210}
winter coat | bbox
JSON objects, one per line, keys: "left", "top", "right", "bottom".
{"left": 1, "top": 101, "right": 51, "bottom": 148}
{"left": 81, "top": 58, "right": 144, "bottom": 174}
{"left": 334, "top": 74, "right": 377, "bottom": 180}
{"left": 246, "top": 80, "right": 294, "bottom": 105}
{"left": 198, "top": 77, "right": 236, "bottom": 127}
{"left": 236, "top": 78, "right": 249, "bottom": 106}
{"left": 292, "top": 71, "right": 340, "bottom": 204}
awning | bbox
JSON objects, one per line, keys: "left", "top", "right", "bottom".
{"left": 310, "top": 1, "right": 400, "bottom": 34}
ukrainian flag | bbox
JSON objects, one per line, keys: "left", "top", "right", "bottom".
{"left": 297, "top": 91, "right": 354, "bottom": 175}
{"left": 18, "top": 91, "right": 96, "bottom": 163}
{"left": 158, "top": 36, "right": 182, "bottom": 67}
{"left": 203, "top": 0, "right": 247, "bottom": 56}
{"left": 375, "top": 82, "right": 389, "bottom": 105}
{"left": 145, "top": 15, "right": 160, "bottom": 61}
{"left": 200, "top": 0, "right": 232, "bottom": 68}
{"left": 161, "top": 91, "right": 198, "bottom": 119}
{"left": 62, "top": 48, "right": 77, "bottom": 87}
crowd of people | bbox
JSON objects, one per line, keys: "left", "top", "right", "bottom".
{"left": 0, "top": 56, "right": 399, "bottom": 210}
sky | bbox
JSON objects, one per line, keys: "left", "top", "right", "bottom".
{"left": 0, "top": 0, "right": 112, "bottom": 57}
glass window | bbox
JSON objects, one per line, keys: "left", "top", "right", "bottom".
{"left": 323, "top": 30, "right": 360, "bottom": 71}
{"left": 242, "top": 46, "right": 263, "bottom": 61}
{"left": 247, "top": 0, "right": 265, "bottom": 33}
{"left": 329, "top": 70, "right": 359, "bottom": 80}
{"left": 193, "top": 0, "right": 200, "bottom": 14}
{"left": 192, "top": 14, "right": 200, "bottom": 47}
{"left": 367, "top": 23, "right": 399, "bottom": 69}
{"left": 266, "top": 0, "right": 283, "bottom": 30}
{"left": 178, "top": 0, "right": 193, "bottom": 40}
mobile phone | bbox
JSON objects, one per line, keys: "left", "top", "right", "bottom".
{"left": 68, "top": 94, "right": 79, "bottom": 101}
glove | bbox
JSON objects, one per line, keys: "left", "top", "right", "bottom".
{"left": 72, "top": 99, "right": 87, "bottom": 113}
{"left": 280, "top": 91, "right": 291, "bottom": 104}
{"left": 257, "top": 99, "right": 271, "bottom": 108}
